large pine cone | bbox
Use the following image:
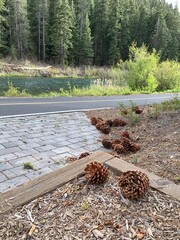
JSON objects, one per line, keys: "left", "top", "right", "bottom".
{"left": 84, "top": 162, "right": 109, "bottom": 184}
{"left": 106, "top": 119, "right": 113, "bottom": 127}
{"left": 111, "top": 139, "right": 122, "bottom": 149}
{"left": 99, "top": 123, "right": 111, "bottom": 134}
{"left": 130, "top": 143, "right": 141, "bottom": 153}
{"left": 118, "top": 170, "right": 149, "bottom": 199}
{"left": 133, "top": 106, "right": 143, "bottom": 114}
{"left": 121, "top": 137, "right": 132, "bottom": 151}
{"left": 114, "top": 144, "right": 125, "bottom": 154}
{"left": 91, "top": 117, "right": 98, "bottom": 125}
{"left": 102, "top": 139, "right": 112, "bottom": 149}
{"left": 112, "top": 118, "right": 127, "bottom": 127}
{"left": 121, "top": 131, "right": 130, "bottom": 139}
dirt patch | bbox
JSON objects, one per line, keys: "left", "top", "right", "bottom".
{"left": 85, "top": 107, "right": 180, "bottom": 184}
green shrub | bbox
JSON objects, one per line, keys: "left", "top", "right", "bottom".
{"left": 4, "top": 82, "right": 20, "bottom": 97}
{"left": 126, "top": 43, "right": 159, "bottom": 92}
{"left": 3, "top": 81, "right": 31, "bottom": 97}
{"left": 155, "top": 60, "right": 180, "bottom": 91}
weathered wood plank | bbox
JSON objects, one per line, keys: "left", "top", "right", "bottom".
{"left": 0, "top": 151, "right": 113, "bottom": 216}
{"left": 105, "top": 157, "right": 180, "bottom": 201}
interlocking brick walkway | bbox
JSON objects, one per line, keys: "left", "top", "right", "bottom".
{"left": 0, "top": 112, "right": 103, "bottom": 192}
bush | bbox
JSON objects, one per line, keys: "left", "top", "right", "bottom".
{"left": 155, "top": 60, "right": 180, "bottom": 91}
{"left": 3, "top": 82, "right": 31, "bottom": 97}
{"left": 126, "top": 43, "right": 159, "bottom": 92}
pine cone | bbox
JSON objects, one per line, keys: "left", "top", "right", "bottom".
{"left": 121, "top": 137, "right": 132, "bottom": 151}
{"left": 91, "top": 117, "right": 98, "bottom": 125}
{"left": 114, "top": 144, "right": 125, "bottom": 154}
{"left": 79, "top": 152, "right": 90, "bottom": 159}
{"left": 118, "top": 170, "right": 149, "bottom": 199}
{"left": 84, "top": 162, "right": 109, "bottom": 184}
{"left": 130, "top": 143, "right": 141, "bottom": 153}
{"left": 121, "top": 131, "right": 130, "bottom": 139}
{"left": 100, "top": 123, "right": 111, "bottom": 134}
{"left": 102, "top": 139, "right": 112, "bottom": 149}
{"left": 133, "top": 106, "right": 143, "bottom": 114}
{"left": 106, "top": 119, "right": 113, "bottom": 127}
{"left": 113, "top": 118, "right": 127, "bottom": 127}
{"left": 111, "top": 139, "right": 122, "bottom": 149}
{"left": 96, "top": 121, "right": 104, "bottom": 130}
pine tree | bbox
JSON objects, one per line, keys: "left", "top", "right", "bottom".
{"left": 70, "top": 0, "right": 93, "bottom": 65}
{"left": 91, "top": 0, "right": 109, "bottom": 65}
{"left": 0, "top": 0, "right": 6, "bottom": 57}
{"left": 151, "top": 15, "right": 172, "bottom": 60}
{"left": 27, "top": 0, "right": 49, "bottom": 61}
{"left": 6, "top": 0, "right": 30, "bottom": 59}
{"left": 50, "top": 0, "right": 72, "bottom": 65}
{"left": 107, "top": 0, "right": 121, "bottom": 65}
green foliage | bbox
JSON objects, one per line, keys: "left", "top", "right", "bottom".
{"left": 81, "top": 201, "right": 90, "bottom": 211}
{"left": 4, "top": 82, "right": 30, "bottom": 97}
{"left": 50, "top": 0, "right": 72, "bottom": 65}
{"left": 23, "top": 162, "right": 34, "bottom": 169}
{"left": 127, "top": 44, "right": 159, "bottom": 92}
{"left": 155, "top": 60, "right": 180, "bottom": 91}
{"left": 147, "top": 94, "right": 180, "bottom": 118}
{"left": 118, "top": 101, "right": 141, "bottom": 126}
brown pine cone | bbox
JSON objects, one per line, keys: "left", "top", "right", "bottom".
{"left": 84, "top": 162, "right": 109, "bottom": 184}
{"left": 121, "top": 131, "right": 130, "bottom": 139}
{"left": 118, "top": 170, "right": 149, "bottom": 199}
{"left": 91, "top": 117, "right": 98, "bottom": 125}
{"left": 121, "top": 137, "right": 132, "bottom": 151}
{"left": 111, "top": 139, "right": 122, "bottom": 149}
{"left": 96, "top": 121, "right": 104, "bottom": 130}
{"left": 102, "top": 139, "right": 112, "bottom": 149}
{"left": 113, "top": 118, "right": 127, "bottom": 127}
{"left": 130, "top": 143, "right": 141, "bottom": 152}
{"left": 114, "top": 144, "right": 125, "bottom": 154}
{"left": 133, "top": 106, "right": 143, "bottom": 114}
{"left": 106, "top": 119, "right": 113, "bottom": 127}
{"left": 79, "top": 152, "right": 90, "bottom": 159}
{"left": 100, "top": 123, "right": 111, "bottom": 134}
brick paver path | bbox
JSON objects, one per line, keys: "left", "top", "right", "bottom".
{"left": 0, "top": 112, "right": 103, "bottom": 192}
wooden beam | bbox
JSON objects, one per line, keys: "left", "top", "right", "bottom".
{"left": 105, "top": 157, "right": 180, "bottom": 201}
{"left": 0, "top": 152, "right": 113, "bottom": 217}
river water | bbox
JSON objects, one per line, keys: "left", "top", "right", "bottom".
{"left": 0, "top": 77, "right": 93, "bottom": 95}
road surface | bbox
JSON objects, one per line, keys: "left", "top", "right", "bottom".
{"left": 0, "top": 93, "right": 177, "bottom": 117}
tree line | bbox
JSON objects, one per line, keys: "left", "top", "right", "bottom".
{"left": 0, "top": 0, "right": 180, "bottom": 66}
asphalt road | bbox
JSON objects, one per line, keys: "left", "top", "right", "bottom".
{"left": 0, "top": 93, "right": 177, "bottom": 117}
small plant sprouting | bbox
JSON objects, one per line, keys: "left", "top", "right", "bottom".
{"left": 81, "top": 201, "right": 90, "bottom": 211}
{"left": 23, "top": 162, "right": 34, "bottom": 169}
{"left": 118, "top": 101, "right": 141, "bottom": 126}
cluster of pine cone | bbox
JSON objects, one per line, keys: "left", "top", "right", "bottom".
{"left": 102, "top": 131, "right": 140, "bottom": 154}
{"left": 84, "top": 161, "right": 149, "bottom": 199}
{"left": 91, "top": 116, "right": 127, "bottom": 134}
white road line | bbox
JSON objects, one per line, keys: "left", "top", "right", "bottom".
{"left": 0, "top": 96, "right": 171, "bottom": 106}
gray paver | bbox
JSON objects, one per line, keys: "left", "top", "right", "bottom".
{"left": 0, "top": 162, "right": 13, "bottom": 171}
{"left": 0, "top": 175, "right": 29, "bottom": 192}
{"left": 52, "top": 146, "right": 72, "bottom": 154}
{"left": 0, "top": 112, "right": 103, "bottom": 193}
{"left": 0, "top": 172, "right": 8, "bottom": 182}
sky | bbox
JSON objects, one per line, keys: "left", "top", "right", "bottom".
{"left": 165, "top": 0, "right": 180, "bottom": 10}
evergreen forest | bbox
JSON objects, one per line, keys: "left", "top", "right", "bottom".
{"left": 0, "top": 0, "right": 180, "bottom": 66}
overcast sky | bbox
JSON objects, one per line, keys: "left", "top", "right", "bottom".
{"left": 165, "top": 0, "right": 180, "bottom": 10}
